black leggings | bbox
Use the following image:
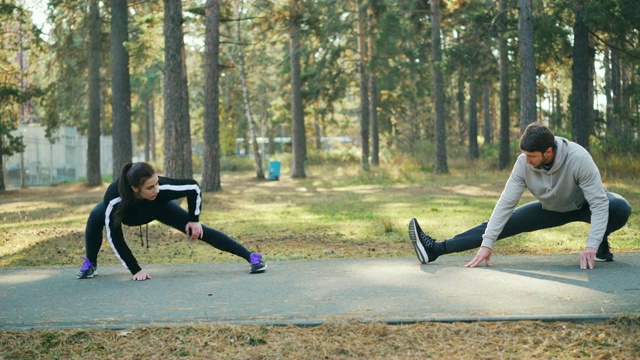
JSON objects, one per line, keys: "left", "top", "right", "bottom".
{"left": 443, "top": 192, "right": 632, "bottom": 254}
{"left": 84, "top": 200, "right": 252, "bottom": 266}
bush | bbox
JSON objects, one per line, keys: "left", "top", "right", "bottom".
{"left": 592, "top": 152, "right": 640, "bottom": 179}
{"left": 305, "top": 147, "right": 360, "bottom": 165}
{"left": 220, "top": 156, "right": 256, "bottom": 172}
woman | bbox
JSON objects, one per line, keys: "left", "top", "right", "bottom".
{"left": 77, "top": 162, "right": 266, "bottom": 280}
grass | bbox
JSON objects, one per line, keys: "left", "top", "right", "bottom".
{"left": 1, "top": 163, "right": 639, "bottom": 359}
{"left": 1, "top": 164, "right": 638, "bottom": 267}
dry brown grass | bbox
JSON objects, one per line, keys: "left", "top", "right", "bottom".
{"left": 2, "top": 317, "right": 639, "bottom": 359}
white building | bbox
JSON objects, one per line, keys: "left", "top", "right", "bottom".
{"left": 4, "top": 124, "right": 113, "bottom": 187}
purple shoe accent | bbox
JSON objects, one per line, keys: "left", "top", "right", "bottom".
{"left": 249, "top": 253, "right": 267, "bottom": 274}
{"left": 80, "top": 257, "right": 93, "bottom": 271}
{"left": 250, "top": 253, "right": 263, "bottom": 265}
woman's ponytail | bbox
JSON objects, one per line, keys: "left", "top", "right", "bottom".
{"left": 117, "top": 163, "right": 134, "bottom": 198}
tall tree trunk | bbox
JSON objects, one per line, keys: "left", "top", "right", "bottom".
{"left": 603, "top": 46, "right": 612, "bottom": 130}
{"left": 150, "top": 99, "right": 156, "bottom": 161}
{"left": 179, "top": 41, "right": 193, "bottom": 176}
{"left": 610, "top": 44, "right": 621, "bottom": 143}
{"left": 518, "top": 0, "right": 536, "bottom": 133}
{"left": 607, "top": 44, "right": 629, "bottom": 151}
{"left": 431, "top": 0, "right": 448, "bottom": 173}
{"left": 0, "top": 134, "right": 4, "bottom": 191}
{"left": 202, "top": 0, "right": 221, "bottom": 191}
{"left": 289, "top": 2, "right": 306, "bottom": 178}
{"left": 456, "top": 78, "right": 465, "bottom": 145}
{"left": 369, "top": 72, "right": 379, "bottom": 167}
{"left": 236, "top": 6, "right": 264, "bottom": 179}
{"left": 498, "top": 0, "right": 510, "bottom": 170}
{"left": 164, "top": 0, "right": 193, "bottom": 178}
{"left": 86, "top": 0, "right": 102, "bottom": 186}
{"left": 570, "top": 1, "right": 590, "bottom": 150}
{"left": 111, "top": 0, "right": 132, "bottom": 176}
{"left": 313, "top": 101, "right": 322, "bottom": 150}
{"left": 551, "top": 88, "right": 562, "bottom": 129}
{"left": 620, "top": 60, "right": 631, "bottom": 147}
{"left": 468, "top": 68, "right": 479, "bottom": 159}
{"left": 587, "top": 33, "right": 595, "bottom": 137}
{"left": 368, "top": 0, "right": 379, "bottom": 167}
{"left": 144, "top": 99, "right": 151, "bottom": 161}
{"left": 483, "top": 82, "right": 492, "bottom": 144}
{"left": 356, "top": 0, "right": 370, "bottom": 170}
{"left": 621, "top": 64, "right": 630, "bottom": 115}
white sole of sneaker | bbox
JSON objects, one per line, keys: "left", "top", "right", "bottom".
{"left": 409, "top": 218, "right": 428, "bottom": 264}
{"left": 250, "top": 265, "right": 267, "bottom": 274}
{"left": 76, "top": 268, "right": 98, "bottom": 279}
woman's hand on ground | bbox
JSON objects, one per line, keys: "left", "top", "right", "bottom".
{"left": 132, "top": 270, "right": 152, "bottom": 281}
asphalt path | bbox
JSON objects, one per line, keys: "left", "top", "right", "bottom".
{"left": 1, "top": 254, "right": 639, "bottom": 330}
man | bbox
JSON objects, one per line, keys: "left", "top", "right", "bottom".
{"left": 409, "top": 123, "right": 631, "bottom": 270}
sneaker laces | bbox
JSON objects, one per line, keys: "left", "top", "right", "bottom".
{"left": 418, "top": 231, "right": 435, "bottom": 249}
{"left": 80, "top": 257, "right": 93, "bottom": 271}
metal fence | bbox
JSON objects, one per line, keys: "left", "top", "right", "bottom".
{"left": 4, "top": 124, "right": 113, "bottom": 188}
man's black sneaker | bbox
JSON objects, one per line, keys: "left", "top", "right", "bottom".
{"left": 76, "top": 257, "right": 98, "bottom": 279}
{"left": 408, "top": 218, "right": 438, "bottom": 264}
{"left": 249, "top": 253, "right": 267, "bottom": 274}
{"left": 595, "top": 240, "right": 614, "bottom": 262}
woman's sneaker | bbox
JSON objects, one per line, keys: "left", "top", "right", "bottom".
{"left": 249, "top": 253, "right": 267, "bottom": 274}
{"left": 76, "top": 257, "right": 98, "bottom": 279}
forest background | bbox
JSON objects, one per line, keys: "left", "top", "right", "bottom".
{"left": 1, "top": 0, "right": 639, "bottom": 191}
{"left": 2, "top": 1, "right": 640, "bottom": 358}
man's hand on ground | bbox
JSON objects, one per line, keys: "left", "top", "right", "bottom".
{"left": 465, "top": 246, "right": 493, "bottom": 268}
{"left": 580, "top": 247, "right": 597, "bottom": 270}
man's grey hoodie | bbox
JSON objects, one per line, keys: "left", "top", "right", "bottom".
{"left": 481, "top": 136, "right": 609, "bottom": 250}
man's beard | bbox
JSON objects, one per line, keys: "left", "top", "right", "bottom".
{"left": 535, "top": 154, "right": 550, "bottom": 169}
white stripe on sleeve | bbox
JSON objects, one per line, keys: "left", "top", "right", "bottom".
{"left": 158, "top": 183, "right": 202, "bottom": 216}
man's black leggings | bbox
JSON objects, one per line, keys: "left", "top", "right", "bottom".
{"left": 442, "top": 192, "right": 632, "bottom": 254}
{"left": 84, "top": 200, "right": 252, "bottom": 266}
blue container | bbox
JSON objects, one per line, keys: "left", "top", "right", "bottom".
{"left": 268, "top": 161, "right": 281, "bottom": 180}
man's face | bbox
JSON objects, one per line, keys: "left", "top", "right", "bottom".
{"left": 523, "top": 148, "right": 553, "bottom": 169}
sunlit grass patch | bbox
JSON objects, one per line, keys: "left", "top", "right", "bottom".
{"left": 0, "top": 164, "right": 638, "bottom": 267}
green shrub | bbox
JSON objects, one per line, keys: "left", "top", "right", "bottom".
{"left": 220, "top": 156, "right": 256, "bottom": 171}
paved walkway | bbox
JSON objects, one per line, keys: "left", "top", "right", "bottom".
{"left": 1, "top": 254, "right": 639, "bottom": 330}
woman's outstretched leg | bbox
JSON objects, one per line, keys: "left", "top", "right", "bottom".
{"left": 154, "top": 201, "right": 266, "bottom": 273}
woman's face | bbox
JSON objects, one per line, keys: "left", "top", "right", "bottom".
{"left": 132, "top": 174, "right": 159, "bottom": 200}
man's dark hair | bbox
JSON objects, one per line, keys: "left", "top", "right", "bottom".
{"left": 519, "top": 123, "right": 556, "bottom": 153}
